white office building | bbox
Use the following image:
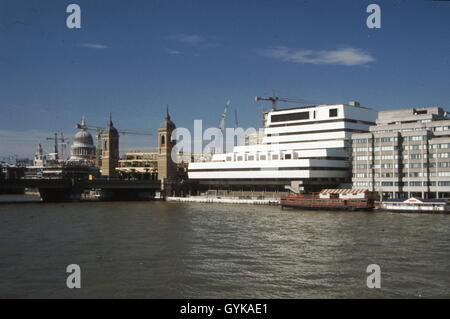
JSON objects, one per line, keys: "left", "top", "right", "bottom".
{"left": 188, "top": 101, "right": 378, "bottom": 193}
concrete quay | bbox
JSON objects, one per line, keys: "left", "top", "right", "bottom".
{"left": 166, "top": 196, "right": 280, "bottom": 205}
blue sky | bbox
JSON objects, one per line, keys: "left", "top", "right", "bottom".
{"left": 0, "top": 0, "right": 449, "bottom": 158}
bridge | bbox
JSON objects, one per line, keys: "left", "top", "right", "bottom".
{"left": 0, "top": 179, "right": 161, "bottom": 202}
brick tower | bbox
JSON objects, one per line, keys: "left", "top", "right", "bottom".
{"left": 157, "top": 105, "right": 177, "bottom": 183}
{"left": 101, "top": 114, "right": 119, "bottom": 176}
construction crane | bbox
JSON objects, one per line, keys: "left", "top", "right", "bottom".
{"left": 255, "top": 95, "right": 328, "bottom": 110}
{"left": 234, "top": 108, "right": 238, "bottom": 147}
{"left": 45, "top": 133, "right": 59, "bottom": 160}
{"left": 219, "top": 100, "right": 230, "bottom": 134}
{"left": 212, "top": 100, "right": 231, "bottom": 154}
{"left": 75, "top": 124, "right": 154, "bottom": 137}
{"left": 45, "top": 133, "right": 70, "bottom": 161}
{"left": 75, "top": 119, "right": 153, "bottom": 167}
{"left": 46, "top": 133, "right": 70, "bottom": 161}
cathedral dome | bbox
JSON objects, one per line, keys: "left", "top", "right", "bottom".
{"left": 73, "top": 129, "right": 94, "bottom": 146}
{"left": 69, "top": 117, "right": 96, "bottom": 162}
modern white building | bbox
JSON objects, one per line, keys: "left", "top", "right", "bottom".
{"left": 188, "top": 101, "right": 378, "bottom": 193}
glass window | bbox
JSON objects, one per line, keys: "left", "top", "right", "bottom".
{"left": 271, "top": 111, "right": 309, "bottom": 122}
{"left": 329, "top": 108, "right": 338, "bottom": 117}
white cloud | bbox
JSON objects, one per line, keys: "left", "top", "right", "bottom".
{"left": 81, "top": 43, "right": 109, "bottom": 49}
{"left": 165, "top": 34, "right": 221, "bottom": 49}
{"left": 258, "top": 46, "right": 375, "bottom": 66}
{"left": 167, "top": 34, "right": 206, "bottom": 46}
{"left": 163, "top": 47, "right": 181, "bottom": 55}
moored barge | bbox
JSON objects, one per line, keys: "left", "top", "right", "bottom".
{"left": 281, "top": 189, "right": 374, "bottom": 211}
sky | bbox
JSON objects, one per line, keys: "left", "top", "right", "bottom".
{"left": 0, "top": 0, "right": 449, "bottom": 158}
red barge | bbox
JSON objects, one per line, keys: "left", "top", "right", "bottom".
{"left": 281, "top": 189, "right": 374, "bottom": 211}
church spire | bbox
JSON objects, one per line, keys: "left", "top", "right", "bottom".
{"left": 108, "top": 112, "right": 113, "bottom": 127}
{"left": 165, "top": 104, "right": 170, "bottom": 120}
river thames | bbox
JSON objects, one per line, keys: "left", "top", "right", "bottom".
{"left": 0, "top": 195, "right": 448, "bottom": 298}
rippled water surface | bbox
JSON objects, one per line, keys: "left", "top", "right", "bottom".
{"left": 0, "top": 195, "right": 448, "bottom": 298}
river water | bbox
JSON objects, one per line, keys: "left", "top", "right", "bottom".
{"left": 0, "top": 195, "right": 448, "bottom": 298}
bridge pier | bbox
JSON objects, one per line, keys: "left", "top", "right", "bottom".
{"left": 1, "top": 179, "right": 161, "bottom": 203}
{"left": 39, "top": 188, "right": 81, "bottom": 202}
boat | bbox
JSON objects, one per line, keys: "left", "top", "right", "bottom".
{"left": 280, "top": 188, "right": 374, "bottom": 211}
{"left": 380, "top": 197, "right": 450, "bottom": 213}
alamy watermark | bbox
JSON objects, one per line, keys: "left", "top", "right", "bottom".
{"left": 66, "top": 4, "right": 81, "bottom": 29}
{"left": 66, "top": 4, "right": 381, "bottom": 30}
{"left": 170, "top": 120, "right": 264, "bottom": 163}
{"left": 66, "top": 264, "right": 81, "bottom": 289}
{"left": 366, "top": 4, "right": 381, "bottom": 29}
{"left": 366, "top": 264, "right": 381, "bottom": 289}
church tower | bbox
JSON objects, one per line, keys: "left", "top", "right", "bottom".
{"left": 101, "top": 114, "right": 119, "bottom": 176}
{"left": 157, "top": 105, "right": 177, "bottom": 182}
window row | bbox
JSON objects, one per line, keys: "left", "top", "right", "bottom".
{"left": 226, "top": 152, "right": 302, "bottom": 161}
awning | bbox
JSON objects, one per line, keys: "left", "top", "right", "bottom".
{"left": 320, "top": 188, "right": 369, "bottom": 194}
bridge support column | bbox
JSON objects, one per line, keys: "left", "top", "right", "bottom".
{"left": 38, "top": 188, "right": 81, "bottom": 202}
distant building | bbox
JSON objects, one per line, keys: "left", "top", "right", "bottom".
{"left": 352, "top": 107, "right": 450, "bottom": 199}
{"left": 116, "top": 150, "right": 210, "bottom": 180}
{"left": 1, "top": 162, "right": 24, "bottom": 181}
{"left": 33, "top": 143, "right": 46, "bottom": 167}
{"left": 245, "top": 130, "right": 263, "bottom": 145}
{"left": 116, "top": 151, "right": 158, "bottom": 180}
{"left": 15, "top": 158, "right": 33, "bottom": 167}
{"left": 0, "top": 162, "right": 25, "bottom": 194}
